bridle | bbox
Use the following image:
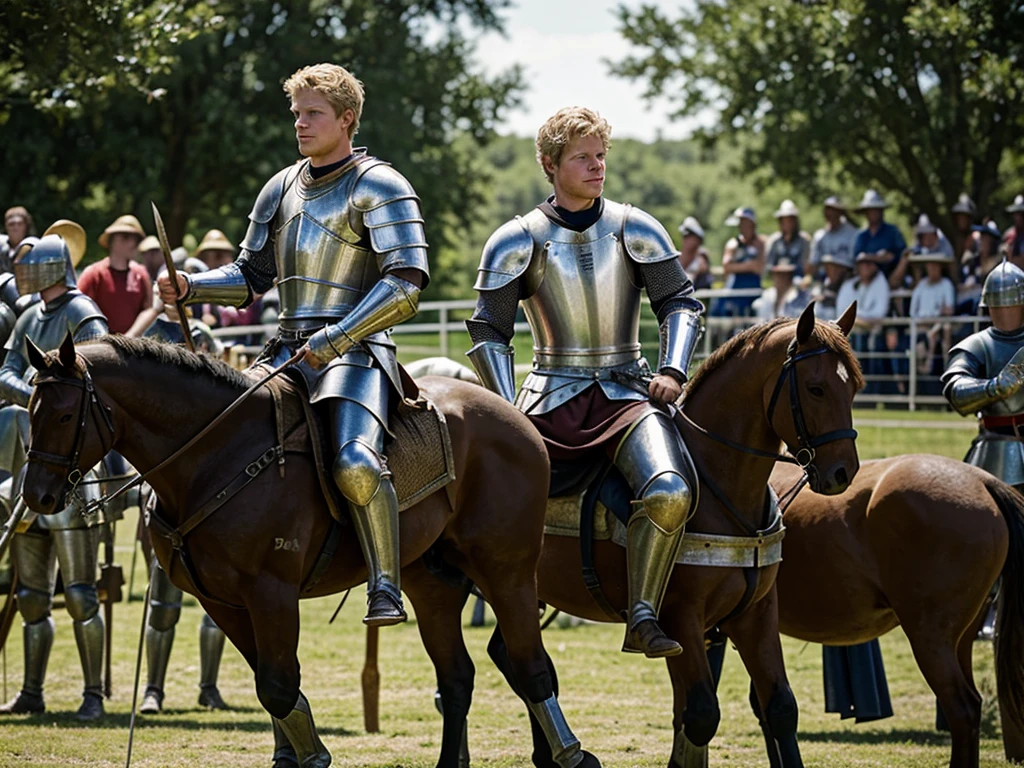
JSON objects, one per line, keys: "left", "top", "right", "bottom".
{"left": 679, "top": 339, "right": 858, "bottom": 471}
{"left": 26, "top": 362, "right": 116, "bottom": 510}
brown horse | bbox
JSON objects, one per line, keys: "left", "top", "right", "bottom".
{"left": 19, "top": 334, "right": 600, "bottom": 768}
{"left": 771, "top": 455, "right": 1024, "bottom": 768}
{"left": 422, "top": 304, "right": 863, "bottom": 767}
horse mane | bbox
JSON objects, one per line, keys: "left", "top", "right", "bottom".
{"left": 92, "top": 335, "right": 251, "bottom": 391}
{"left": 684, "top": 318, "right": 864, "bottom": 400}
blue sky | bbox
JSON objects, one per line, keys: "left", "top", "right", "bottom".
{"left": 472, "top": 0, "right": 702, "bottom": 141}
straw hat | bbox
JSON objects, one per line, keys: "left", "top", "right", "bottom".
{"left": 1007, "top": 195, "right": 1024, "bottom": 214}
{"left": 677, "top": 216, "right": 705, "bottom": 240}
{"left": 725, "top": 207, "right": 757, "bottom": 226}
{"left": 42, "top": 219, "right": 87, "bottom": 267}
{"left": 773, "top": 199, "right": 800, "bottom": 219}
{"left": 854, "top": 189, "right": 889, "bottom": 212}
{"left": 99, "top": 214, "right": 145, "bottom": 249}
{"left": 951, "top": 193, "right": 976, "bottom": 215}
{"left": 138, "top": 235, "right": 161, "bottom": 252}
{"left": 908, "top": 251, "right": 954, "bottom": 264}
{"left": 194, "top": 228, "right": 236, "bottom": 256}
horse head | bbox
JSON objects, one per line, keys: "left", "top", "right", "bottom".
{"left": 22, "top": 333, "right": 114, "bottom": 515}
{"left": 768, "top": 301, "right": 861, "bottom": 495}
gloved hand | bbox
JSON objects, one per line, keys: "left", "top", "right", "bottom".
{"left": 990, "top": 358, "right": 1024, "bottom": 399}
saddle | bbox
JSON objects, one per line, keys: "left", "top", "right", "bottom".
{"left": 254, "top": 366, "right": 457, "bottom": 523}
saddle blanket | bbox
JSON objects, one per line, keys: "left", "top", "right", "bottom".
{"left": 252, "top": 367, "right": 456, "bottom": 521}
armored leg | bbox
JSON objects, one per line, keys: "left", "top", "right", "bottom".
{"left": 141, "top": 561, "right": 181, "bottom": 714}
{"left": 272, "top": 691, "right": 331, "bottom": 768}
{"left": 614, "top": 410, "right": 694, "bottom": 658}
{"left": 52, "top": 527, "right": 105, "bottom": 720}
{"left": 0, "top": 532, "right": 55, "bottom": 714}
{"left": 197, "top": 613, "right": 229, "bottom": 709}
{"left": 330, "top": 400, "right": 405, "bottom": 627}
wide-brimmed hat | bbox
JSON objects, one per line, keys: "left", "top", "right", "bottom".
{"left": 725, "top": 207, "right": 756, "bottom": 226}
{"left": 973, "top": 220, "right": 1003, "bottom": 239}
{"left": 908, "top": 250, "right": 954, "bottom": 265}
{"left": 855, "top": 189, "right": 888, "bottom": 212}
{"left": 194, "top": 228, "right": 236, "bottom": 256}
{"left": 678, "top": 216, "right": 705, "bottom": 240}
{"left": 138, "top": 235, "right": 161, "bottom": 252}
{"left": 42, "top": 219, "right": 86, "bottom": 267}
{"left": 854, "top": 252, "right": 883, "bottom": 265}
{"left": 99, "top": 214, "right": 145, "bottom": 249}
{"left": 822, "top": 195, "right": 846, "bottom": 211}
{"left": 1007, "top": 194, "right": 1024, "bottom": 214}
{"left": 951, "top": 193, "right": 976, "bottom": 215}
{"left": 913, "top": 214, "right": 937, "bottom": 235}
{"left": 774, "top": 199, "right": 800, "bottom": 219}
{"left": 821, "top": 252, "right": 855, "bottom": 269}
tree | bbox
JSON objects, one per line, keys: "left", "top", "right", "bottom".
{"left": 612, "top": 0, "right": 1024, "bottom": 231}
{"left": 0, "top": 1, "right": 523, "bottom": 299}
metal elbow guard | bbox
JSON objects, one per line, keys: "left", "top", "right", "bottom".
{"left": 947, "top": 377, "right": 998, "bottom": 416}
{"left": 310, "top": 274, "right": 420, "bottom": 363}
{"left": 183, "top": 263, "right": 251, "bottom": 307}
{"left": 467, "top": 341, "right": 516, "bottom": 403}
{"left": 658, "top": 309, "right": 703, "bottom": 381}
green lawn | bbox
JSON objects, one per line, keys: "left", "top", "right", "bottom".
{"left": 0, "top": 422, "right": 999, "bottom": 767}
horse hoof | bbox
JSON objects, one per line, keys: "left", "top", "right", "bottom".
{"left": 577, "top": 750, "right": 602, "bottom": 768}
{"left": 271, "top": 746, "right": 299, "bottom": 768}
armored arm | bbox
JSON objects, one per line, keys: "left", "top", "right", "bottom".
{"left": 182, "top": 262, "right": 253, "bottom": 308}
{"left": 624, "top": 207, "right": 705, "bottom": 382}
{"left": 0, "top": 326, "right": 31, "bottom": 407}
{"left": 943, "top": 349, "right": 1024, "bottom": 415}
{"left": 463, "top": 218, "right": 535, "bottom": 402}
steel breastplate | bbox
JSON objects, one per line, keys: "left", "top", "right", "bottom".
{"left": 274, "top": 161, "right": 382, "bottom": 331}
{"left": 521, "top": 206, "right": 642, "bottom": 369}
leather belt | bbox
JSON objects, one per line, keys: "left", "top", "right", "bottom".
{"left": 982, "top": 413, "right": 1024, "bottom": 430}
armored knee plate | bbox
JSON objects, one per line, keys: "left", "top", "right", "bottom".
{"left": 16, "top": 586, "right": 52, "bottom": 625}
{"left": 333, "top": 439, "right": 385, "bottom": 506}
{"left": 640, "top": 472, "right": 692, "bottom": 535}
{"left": 64, "top": 583, "right": 100, "bottom": 623}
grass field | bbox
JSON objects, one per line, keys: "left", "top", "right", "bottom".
{"left": 0, "top": 418, "right": 997, "bottom": 767}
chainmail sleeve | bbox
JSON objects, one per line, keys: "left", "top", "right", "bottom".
{"left": 236, "top": 238, "right": 278, "bottom": 301}
{"left": 639, "top": 258, "right": 704, "bottom": 321}
{"left": 466, "top": 279, "right": 521, "bottom": 345}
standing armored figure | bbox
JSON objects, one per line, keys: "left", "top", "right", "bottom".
{"left": 0, "top": 233, "right": 109, "bottom": 720}
{"left": 159, "top": 63, "right": 428, "bottom": 628}
{"left": 466, "top": 107, "right": 704, "bottom": 658}
{"left": 943, "top": 260, "right": 1024, "bottom": 488}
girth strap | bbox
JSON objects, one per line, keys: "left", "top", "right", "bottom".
{"left": 579, "top": 461, "right": 622, "bottom": 622}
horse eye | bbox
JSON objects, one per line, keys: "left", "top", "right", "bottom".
{"left": 59, "top": 413, "right": 73, "bottom": 424}
{"left": 808, "top": 385, "right": 825, "bottom": 398}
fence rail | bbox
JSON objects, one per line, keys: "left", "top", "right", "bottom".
{"left": 208, "top": 290, "right": 987, "bottom": 412}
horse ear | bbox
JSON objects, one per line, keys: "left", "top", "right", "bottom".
{"left": 58, "top": 332, "right": 76, "bottom": 370}
{"left": 26, "top": 339, "right": 49, "bottom": 372}
{"left": 796, "top": 301, "right": 816, "bottom": 345}
{"left": 836, "top": 301, "right": 857, "bottom": 337}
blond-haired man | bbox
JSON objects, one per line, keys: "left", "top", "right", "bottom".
{"left": 159, "top": 63, "right": 427, "bottom": 639}
{"left": 467, "top": 107, "right": 704, "bottom": 659}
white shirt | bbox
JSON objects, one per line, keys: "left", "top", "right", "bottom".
{"left": 753, "top": 285, "right": 810, "bottom": 321}
{"left": 811, "top": 221, "right": 859, "bottom": 268}
{"left": 909, "top": 277, "right": 955, "bottom": 318}
{"left": 836, "top": 271, "right": 890, "bottom": 320}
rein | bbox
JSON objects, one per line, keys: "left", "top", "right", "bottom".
{"left": 28, "top": 349, "right": 303, "bottom": 515}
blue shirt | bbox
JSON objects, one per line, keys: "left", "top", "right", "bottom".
{"left": 854, "top": 222, "right": 907, "bottom": 276}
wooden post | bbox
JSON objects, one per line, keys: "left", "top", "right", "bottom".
{"left": 362, "top": 625, "right": 380, "bottom": 733}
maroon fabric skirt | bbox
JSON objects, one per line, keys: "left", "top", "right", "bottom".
{"left": 527, "top": 386, "right": 648, "bottom": 463}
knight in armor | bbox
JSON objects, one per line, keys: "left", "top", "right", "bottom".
{"left": 0, "top": 232, "right": 109, "bottom": 719}
{"left": 465, "top": 107, "right": 704, "bottom": 658}
{"left": 158, "top": 63, "right": 428, "bottom": 627}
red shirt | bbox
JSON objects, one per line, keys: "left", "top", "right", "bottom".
{"left": 77, "top": 258, "right": 152, "bottom": 334}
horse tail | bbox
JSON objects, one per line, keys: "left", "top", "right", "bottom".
{"left": 986, "top": 476, "right": 1024, "bottom": 733}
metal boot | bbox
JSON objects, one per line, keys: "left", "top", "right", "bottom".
{"left": 73, "top": 613, "right": 105, "bottom": 720}
{"left": 621, "top": 510, "right": 684, "bottom": 658}
{"left": 349, "top": 475, "right": 406, "bottom": 627}
{"left": 0, "top": 617, "right": 53, "bottom": 714}
{"left": 273, "top": 692, "right": 332, "bottom": 768}
{"left": 197, "top": 613, "right": 229, "bottom": 709}
{"left": 140, "top": 624, "right": 174, "bottom": 714}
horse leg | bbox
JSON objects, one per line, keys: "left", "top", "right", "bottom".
{"left": 244, "top": 581, "right": 331, "bottom": 768}
{"left": 903, "top": 620, "right": 981, "bottom": 768}
{"left": 724, "top": 587, "right": 803, "bottom": 768}
{"left": 662, "top": 611, "right": 720, "bottom": 768}
{"left": 403, "top": 562, "right": 475, "bottom": 768}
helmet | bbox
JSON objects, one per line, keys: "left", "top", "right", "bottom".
{"left": 981, "top": 260, "right": 1024, "bottom": 308}
{"left": 13, "top": 234, "right": 77, "bottom": 295}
